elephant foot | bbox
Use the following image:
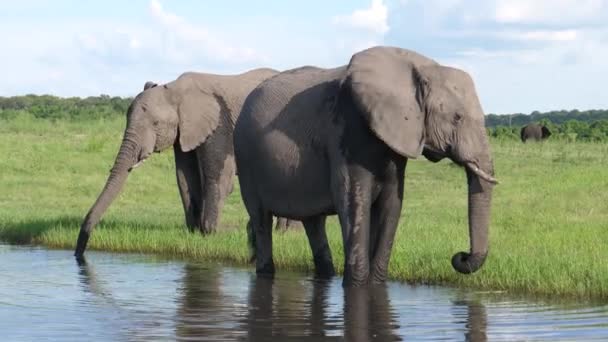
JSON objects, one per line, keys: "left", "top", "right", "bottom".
{"left": 369, "top": 264, "right": 389, "bottom": 284}
{"left": 314, "top": 265, "right": 336, "bottom": 279}
{"left": 185, "top": 223, "right": 199, "bottom": 233}
{"left": 342, "top": 268, "right": 370, "bottom": 287}
{"left": 256, "top": 261, "right": 275, "bottom": 275}
{"left": 199, "top": 225, "right": 216, "bottom": 236}
{"left": 313, "top": 254, "right": 335, "bottom": 279}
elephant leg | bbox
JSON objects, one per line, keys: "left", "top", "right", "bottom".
{"left": 275, "top": 217, "right": 289, "bottom": 231}
{"left": 369, "top": 159, "right": 405, "bottom": 283}
{"left": 173, "top": 145, "right": 204, "bottom": 232}
{"left": 302, "top": 215, "right": 335, "bottom": 278}
{"left": 202, "top": 157, "right": 235, "bottom": 234}
{"left": 275, "top": 217, "right": 303, "bottom": 231}
{"left": 252, "top": 210, "right": 275, "bottom": 275}
{"left": 369, "top": 163, "right": 405, "bottom": 283}
{"left": 333, "top": 165, "right": 373, "bottom": 287}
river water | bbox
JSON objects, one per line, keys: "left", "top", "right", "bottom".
{"left": 0, "top": 244, "right": 606, "bottom": 341}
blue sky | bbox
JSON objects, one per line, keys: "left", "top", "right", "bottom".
{"left": 1, "top": 0, "right": 608, "bottom": 114}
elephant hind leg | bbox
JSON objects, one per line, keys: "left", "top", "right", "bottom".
{"left": 302, "top": 215, "right": 335, "bottom": 278}
{"left": 252, "top": 209, "right": 275, "bottom": 275}
{"left": 274, "top": 217, "right": 303, "bottom": 231}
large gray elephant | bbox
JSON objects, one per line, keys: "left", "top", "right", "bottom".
{"left": 520, "top": 123, "right": 551, "bottom": 143}
{"left": 234, "top": 46, "right": 498, "bottom": 286}
{"left": 74, "top": 68, "right": 297, "bottom": 258}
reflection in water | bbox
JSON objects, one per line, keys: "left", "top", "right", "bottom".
{"left": 174, "top": 264, "right": 235, "bottom": 340}
{"left": 243, "top": 276, "right": 340, "bottom": 340}
{"left": 343, "top": 286, "right": 401, "bottom": 341}
{"left": 2, "top": 246, "right": 608, "bottom": 341}
{"left": 452, "top": 298, "right": 488, "bottom": 342}
{"left": 76, "top": 256, "right": 116, "bottom": 306}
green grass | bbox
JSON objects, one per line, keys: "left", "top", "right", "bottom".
{"left": 1, "top": 114, "right": 607, "bottom": 299}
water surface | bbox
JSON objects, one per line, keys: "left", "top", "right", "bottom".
{"left": 0, "top": 244, "right": 606, "bottom": 341}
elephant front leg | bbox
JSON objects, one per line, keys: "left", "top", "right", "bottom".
{"left": 173, "top": 145, "right": 204, "bottom": 232}
{"left": 334, "top": 166, "right": 374, "bottom": 287}
{"left": 369, "top": 160, "right": 405, "bottom": 283}
{"left": 302, "top": 215, "right": 335, "bottom": 278}
{"left": 200, "top": 158, "right": 235, "bottom": 234}
{"left": 200, "top": 181, "right": 220, "bottom": 234}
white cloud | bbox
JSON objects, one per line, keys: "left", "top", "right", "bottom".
{"left": 333, "top": 0, "right": 390, "bottom": 34}
{"left": 148, "top": 0, "right": 266, "bottom": 64}
{"left": 494, "top": 0, "right": 606, "bottom": 24}
{"left": 510, "top": 30, "right": 579, "bottom": 42}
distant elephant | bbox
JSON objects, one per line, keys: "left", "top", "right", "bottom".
{"left": 74, "top": 68, "right": 299, "bottom": 258}
{"left": 234, "top": 46, "right": 498, "bottom": 286}
{"left": 520, "top": 123, "right": 551, "bottom": 142}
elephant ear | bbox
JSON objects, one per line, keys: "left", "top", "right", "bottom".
{"left": 144, "top": 81, "right": 157, "bottom": 90}
{"left": 343, "top": 47, "right": 434, "bottom": 159}
{"left": 177, "top": 91, "right": 221, "bottom": 152}
{"left": 541, "top": 126, "right": 551, "bottom": 138}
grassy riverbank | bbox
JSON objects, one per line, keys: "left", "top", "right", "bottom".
{"left": 1, "top": 114, "right": 607, "bottom": 299}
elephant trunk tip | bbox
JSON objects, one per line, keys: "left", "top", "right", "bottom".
{"left": 451, "top": 251, "right": 487, "bottom": 274}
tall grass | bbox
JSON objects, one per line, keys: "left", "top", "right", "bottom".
{"left": 1, "top": 114, "right": 607, "bottom": 299}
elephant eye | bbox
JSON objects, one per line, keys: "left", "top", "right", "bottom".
{"left": 454, "top": 112, "right": 463, "bottom": 123}
{"left": 153, "top": 120, "right": 159, "bottom": 126}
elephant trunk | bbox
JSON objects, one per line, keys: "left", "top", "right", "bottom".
{"left": 74, "top": 133, "right": 140, "bottom": 257}
{"left": 451, "top": 165, "right": 494, "bottom": 274}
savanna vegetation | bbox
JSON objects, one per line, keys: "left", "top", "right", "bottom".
{"left": 0, "top": 96, "right": 607, "bottom": 299}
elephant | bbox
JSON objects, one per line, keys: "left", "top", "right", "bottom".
{"left": 520, "top": 123, "right": 551, "bottom": 142}
{"left": 74, "top": 68, "right": 299, "bottom": 258}
{"left": 234, "top": 46, "right": 498, "bottom": 286}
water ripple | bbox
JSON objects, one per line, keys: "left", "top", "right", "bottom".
{"left": 0, "top": 245, "right": 606, "bottom": 341}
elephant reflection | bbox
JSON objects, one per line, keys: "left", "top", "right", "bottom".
{"left": 242, "top": 276, "right": 334, "bottom": 339}
{"left": 174, "top": 264, "right": 233, "bottom": 340}
{"left": 452, "top": 298, "right": 488, "bottom": 342}
{"left": 343, "top": 286, "right": 402, "bottom": 342}
{"left": 244, "top": 277, "right": 401, "bottom": 341}
{"left": 78, "top": 260, "right": 487, "bottom": 341}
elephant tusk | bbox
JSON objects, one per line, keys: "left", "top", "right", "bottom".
{"left": 466, "top": 162, "right": 499, "bottom": 185}
{"left": 128, "top": 159, "right": 146, "bottom": 172}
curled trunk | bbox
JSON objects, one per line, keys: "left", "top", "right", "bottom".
{"left": 74, "top": 135, "right": 139, "bottom": 257}
{"left": 451, "top": 166, "right": 493, "bottom": 274}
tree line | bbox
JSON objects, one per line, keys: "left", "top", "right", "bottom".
{"left": 486, "top": 110, "right": 608, "bottom": 142}
{"left": 1, "top": 94, "right": 608, "bottom": 142}
{"left": 0, "top": 94, "right": 132, "bottom": 121}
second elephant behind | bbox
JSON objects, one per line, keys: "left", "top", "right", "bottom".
{"left": 75, "top": 68, "right": 299, "bottom": 258}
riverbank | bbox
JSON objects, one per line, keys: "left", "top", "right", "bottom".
{"left": 1, "top": 116, "right": 607, "bottom": 299}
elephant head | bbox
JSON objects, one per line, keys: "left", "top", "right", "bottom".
{"left": 74, "top": 76, "right": 223, "bottom": 256}
{"left": 345, "top": 47, "right": 497, "bottom": 274}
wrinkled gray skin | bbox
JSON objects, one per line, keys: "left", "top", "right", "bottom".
{"left": 520, "top": 123, "right": 551, "bottom": 143}
{"left": 75, "top": 68, "right": 297, "bottom": 258}
{"left": 235, "top": 46, "right": 498, "bottom": 286}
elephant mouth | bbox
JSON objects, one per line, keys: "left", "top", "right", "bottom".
{"left": 422, "top": 146, "right": 446, "bottom": 163}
